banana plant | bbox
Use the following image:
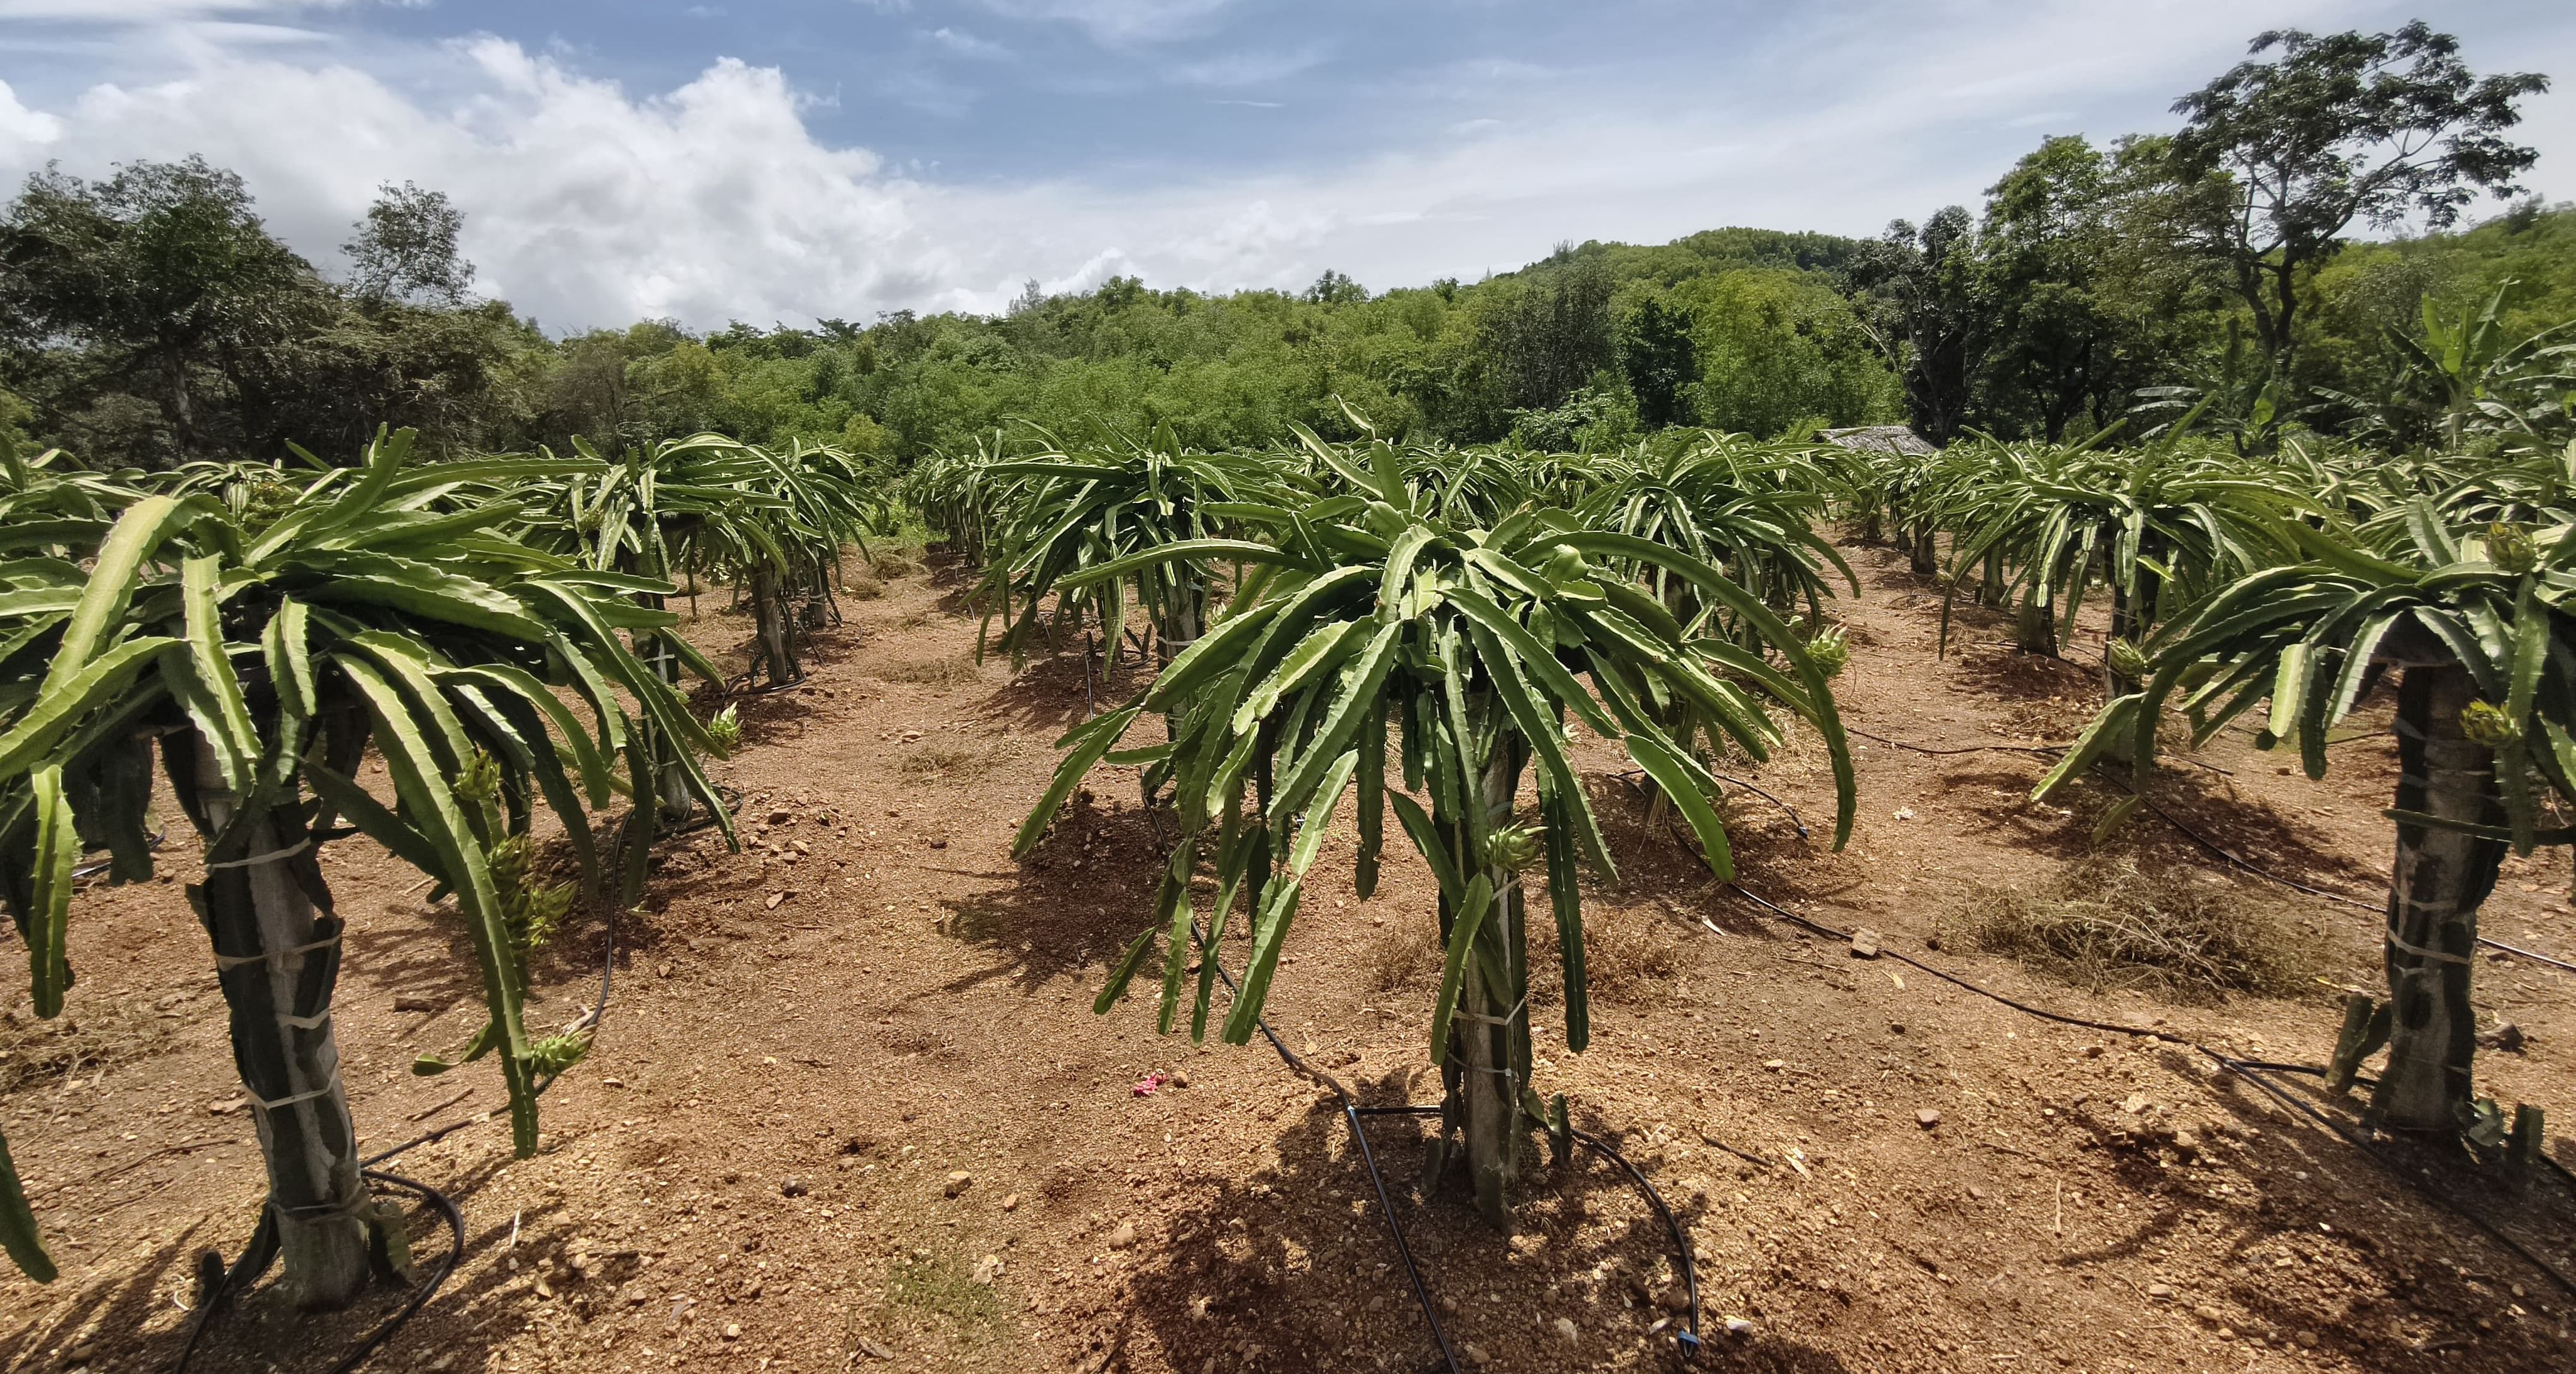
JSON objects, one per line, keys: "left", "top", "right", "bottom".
{"left": 2037, "top": 502, "right": 2576, "bottom": 1134}
{"left": 2374, "top": 283, "right": 2576, "bottom": 452}
{"left": 1017, "top": 431, "right": 1855, "bottom": 1225}
{"left": 0, "top": 430, "right": 734, "bottom": 1302}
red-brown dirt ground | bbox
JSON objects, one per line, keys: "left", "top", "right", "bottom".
{"left": 4, "top": 534, "right": 2573, "bottom": 1374}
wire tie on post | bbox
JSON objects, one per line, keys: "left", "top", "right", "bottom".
{"left": 204, "top": 839, "right": 315, "bottom": 871}
{"left": 2385, "top": 934, "right": 2472, "bottom": 966}
{"left": 274, "top": 1178, "right": 371, "bottom": 1221}
{"left": 1450, "top": 995, "right": 1528, "bottom": 1028}
{"left": 213, "top": 931, "right": 343, "bottom": 971}
{"left": 246, "top": 1072, "right": 344, "bottom": 1114}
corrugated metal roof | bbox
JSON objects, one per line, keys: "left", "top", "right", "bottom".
{"left": 1819, "top": 425, "right": 1937, "bottom": 456}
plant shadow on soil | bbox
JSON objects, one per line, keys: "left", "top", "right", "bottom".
{"left": 1576, "top": 771, "right": 1823, "bottom": 939}
{"left": 692, "top": 624, "right": 872, "bottom": 750}
{"left": 1, "top": 1224, "right": 213, "bottom": 1373}
{"left": 930, "top": 791, "right": 1171, "bottom": 1000}
{"left": 1941, "top": 646, "right": 2108, "bottom": 737}
{"left": 1109, "top": 1082, "right": 1860, "bottom": 1374}
{"left": 16, "top": 1146, "right": 554, "bottom": 1374}
{"left": 2064, "top": 758, "right": 2387, "bottom": 900}
{"left": 338, "top": 864, "right": 645, "bottom": 1031}
{"left": 2036, "top": 1059, "right": 2576, "bottom": 1374}
{"left": 962, "top": 638, "right": 1153, "bottom": 742}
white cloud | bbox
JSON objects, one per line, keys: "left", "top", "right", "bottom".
{"left": 0, "top": 33, "right": 1371, "bottom": 326}
{"left": 0, "top": 79, "right": 64, "bottom": 155}
{"left": 6, "top": 41, "right": 971, "bottom": 328}
{"left": 0, "top": 0, "right": 335, "bottom": 19}
{"left": 1167, "top": 44, "right": 1322, "bottom": 88}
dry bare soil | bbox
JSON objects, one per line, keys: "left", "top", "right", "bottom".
{"left": 4, "top": 536, "right": 2574, "bottom": 1374}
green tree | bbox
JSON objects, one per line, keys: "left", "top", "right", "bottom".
{"left": 1303, "top": 270, "right": 1368, "bottom": 306}
{"left": 1476, "top": 254, "right": 1617, "bottom": 416}
{"left": 1976, "top": 137, "right": 2137, "bottom": 441}
{"left": 342, "top": 180, "right": 473, "bottom": 307}
{"left": 1681, "top": 270, "right": 1897, "bottom": 438}
{"left": 1615, "top": 294, "right": 1698, "bottom": 429}
{"left": 2166, "top": 20, "right": 2549, "bottom": 380}
{"left": 0, "top": 157, "right": 325, "bottom": 464}
{"left": 1851, "top": 208, "right": 1978, "bottom": 446}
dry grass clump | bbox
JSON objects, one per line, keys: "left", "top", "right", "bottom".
{"left": 1579, "top": 903, "right": 1689, "bottom": 995}
{"left": 1369, "top": 892, "right": 1691, "bottom": 1004}
{"left": 1364, "top": 920, "right": 1440, "bottom": 994}
{"left": 866, "top": 548, "right": 925, "bottom": 580}
{"left": 1946, "top": 857, "right": 2308, "bottom": 1001}
{"left": 897, "top": 737, "right": 1021, "bottom": 779}
{"left": 882, "top": 1248, "right": 1007, "bottom": 1330}
{"left": 841, "top": 573, "right": 885, "bottom": 602}
{"left": 873, "top": 653, "right": 988, "bottom": 688}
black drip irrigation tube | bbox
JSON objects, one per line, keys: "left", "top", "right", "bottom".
{"left": 171, "top": 873, "right": 624, "bottom": 1374}
{"left": 2122, "top": 786, "right": 2576, "bottom": 976}
{"left": 1714, "top": 876, "right": 2576, "bottom": 1300}
{"left": 1186, "top": 919, "right": 1707, "bottom": 1370}
{"left": 654, "top": 784, "right": 749, "bottom": 841}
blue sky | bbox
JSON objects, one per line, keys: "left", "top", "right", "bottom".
{"left": 2, "top": 2, "right": 2571, "bottom": 331}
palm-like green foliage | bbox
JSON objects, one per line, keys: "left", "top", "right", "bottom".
{"left": 2040, "top": 495, "right": 2576, "bottom": 1133}
{"left": 2347, "top": 440, "right": 2576, "bottom": 537}
{"left": 1378, "top": 440, "right": 1558, "bottom": 529}
{"left": 974, "top": 425, "right": 1292, "bottom": 667}
{"left": 1867, "top": 444, "right": 1945, "bottom": 573}
{"left": 1, "top": 445, "right": 146, "bottom": 556}
{"left": 902, "top": 436, "right": 1008, "bottom": 570}
{"left": 1018, "top": 430, "right": 1855, "bottom": 1221}
{"left": 1929, "top": 432, "right": 2312, "bottom": 671}
{"left": 0, "top": 430, "right": 731, "bottom": 1297}
{"left": 1572, "top": 431, "right": 1854, "bottom": 635}
{"left": 523, "top": 432, "right": 882, "bottom": 689}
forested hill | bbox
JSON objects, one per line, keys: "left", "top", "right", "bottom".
{"left": 0, "top": 167, "right": 1909, "bottom": 469}
{"left": 3, "top": 155, "right": 2572, "bottom": 471}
